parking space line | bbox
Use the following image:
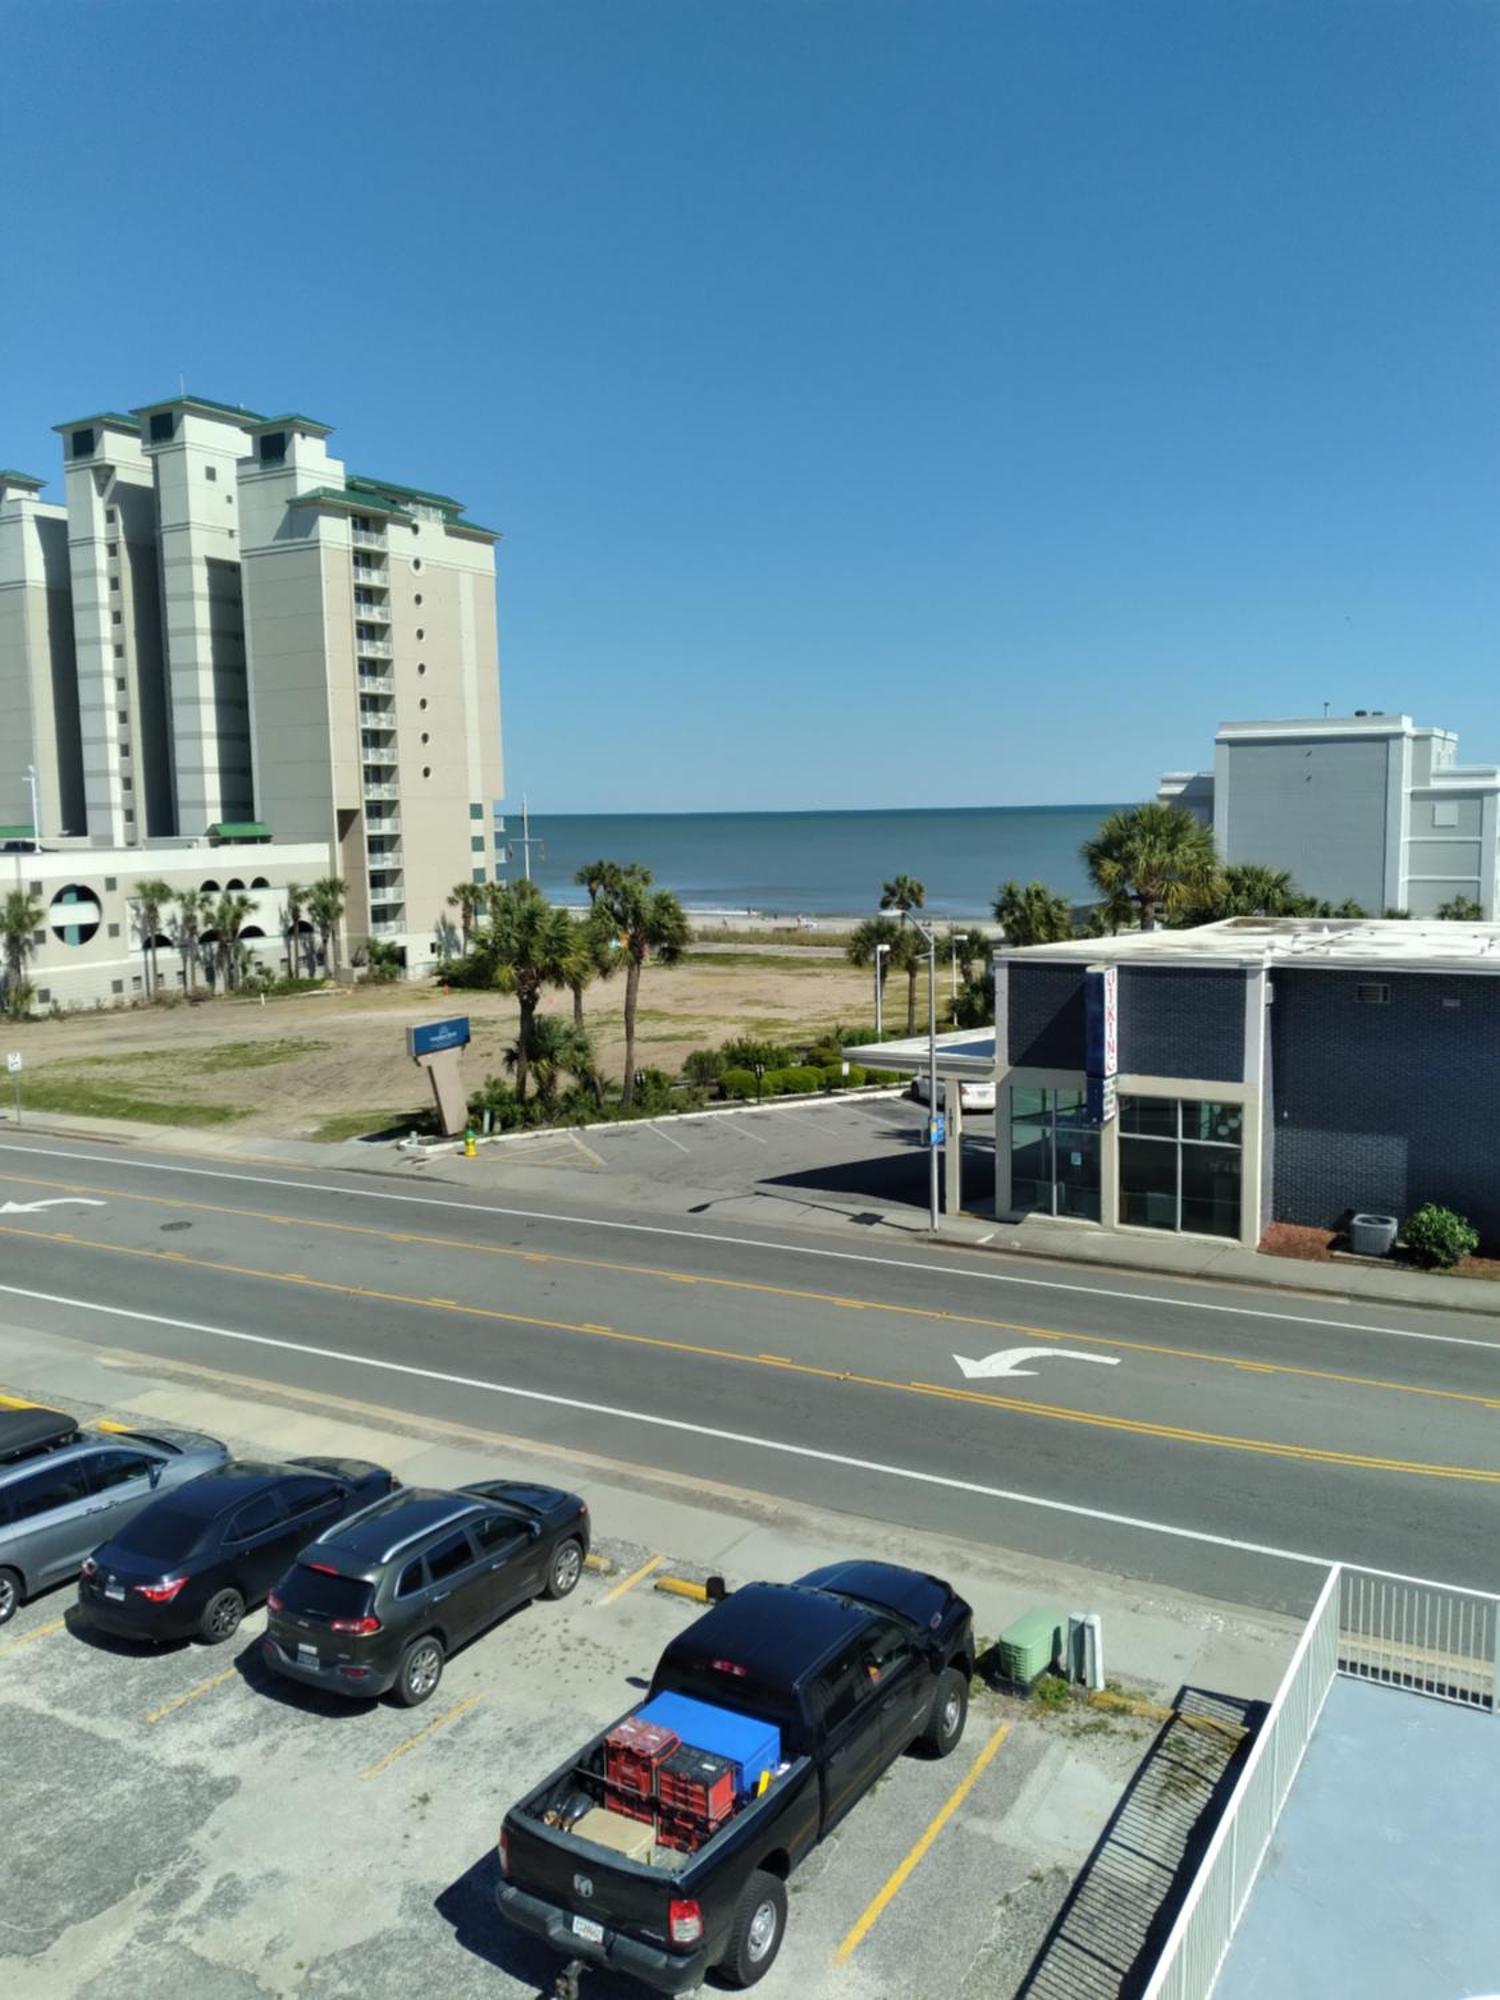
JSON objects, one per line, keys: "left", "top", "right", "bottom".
{"left": 599, "top": 1553, "right": 664, "bottom": 1604}
{"left": 0, "top": 1391, "right": 38, "bottom": 1407}
{"left": 360, "top": 1690, "right": 484, "bottom": 1780}
{"left": 144, "top": 1664, "right": 240, "bottom": 1724}
{"left": 721, "top": 1119, "right": 768, "bottom": 1144}
{"left": 569, "top": 1131, "right": 607, "bottom": 1168}
{"left": 835, "top": 1719, "right": 1010, "bottom": 1962}
{"left": 0, "top": 1615, "right": 67, "bottom": 1657}
{"left": 647, "top": 1122, "right": 692, "bottom": 1155}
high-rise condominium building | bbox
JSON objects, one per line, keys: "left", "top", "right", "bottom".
{"left": 0, "top": 395, "right": 503, "bottom": 963}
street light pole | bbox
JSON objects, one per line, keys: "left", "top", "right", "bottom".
{"left": 874, "top": 941, "right": 889, "bottom": 1038}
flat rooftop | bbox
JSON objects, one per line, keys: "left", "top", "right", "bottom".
{"left": 1214, "top": 1677, "right": 1500, "bottom": 2000}
{"left": 844, "top": 1028, "right": 996, "bottom": 1075}
{"left": 1009, "top": 916, "right": 1500, "bottom": 973}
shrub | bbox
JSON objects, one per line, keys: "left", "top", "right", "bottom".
{"left": 467, "top": 1077, "right": 531, "bottom": 1131}
{"left": 1402, "top": 1203, "right": 1479, "bottom": 1269}
{"left": 821, "top": 1064, "right": 845, "bottom": 1091}
{"left": 782, "top": 1065, "right": 824, "bottom": 1095}
{"left": 805, "top": 1043, "right": 843, "bottom": 1071}
{"left": 843, "top": 1062, "right": 867, "bottom": 1088}
{"left": 630, "top": 1067, "right": 676, "bottom": 1113}
{"left": 682, "top": 1048, "right": 724, "bottom": 1085}
{"left": 863, "top": 1068, "right": 901, "bottom": 1086}
{"left": 720, "top": 1066, "right": 758, "bottom": 1101}
{"left": 719, "top": 1036, "right": 793, "bottom": 1072}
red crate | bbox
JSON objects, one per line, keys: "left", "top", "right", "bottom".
{"left": 655, "top": 1811, "right": 706, "bottom": 1855}
{"left": 605, "top": 1718, "right": 680, "bottom": 1799}
{"left": 602, "top": 1784, "right": 655, "bottom": 1826}
{"left": 658, "top": 1747, "right": 737, "bottom": 1826}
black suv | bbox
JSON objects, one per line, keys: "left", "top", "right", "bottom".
{"left": 262, "top": 1479, "right": 589, "bottom": 1706}
{"left": 77, "top": 1457, "right": 396, "bottom": 1644}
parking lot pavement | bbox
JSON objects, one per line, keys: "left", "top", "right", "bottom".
{"left": 0, "top": 1360, "right": 1291, "bottom": 2000}
{"left": 455, "top": 1093, "right": 995, "bottom": 1234}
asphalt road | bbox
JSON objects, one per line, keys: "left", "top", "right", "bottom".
{"left": 1, "top": 1131, "right": 1496, "bottom": 1615}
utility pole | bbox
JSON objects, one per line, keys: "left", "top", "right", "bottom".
{"left": 507, "top": 794, "right": 546, "bottom": 885}
{"left": 874, "top": 941, "right": 889, "bottom": 1038}
{"left": 903, "top": 912, "right": 941, "bottom": 1233}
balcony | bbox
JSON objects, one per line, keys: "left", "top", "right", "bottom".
{"left": 361, "top": 741, "right": 398, "bottom": 767}
{"left": 369, "top": 918, "right": 405, "bottom": 937}
{"left": 358, "top": 694, "right": 394, "bottom": 718}
{"left": 351, "top": 525, "right": 386, "bottom": 550}
{"left": 355, "top": 633, "right": 392, "bottom": 659}
{"left": 352, "top": 560, "right": 387, "bottom": 583}
{"left": 366, "top": 844, "right": 403, "bottom": 868}
{"left": 357, "top": 667, "right": 392, "bottom": 693}
{"left": 363, "top": 778, "right": 400, "bottom": 800}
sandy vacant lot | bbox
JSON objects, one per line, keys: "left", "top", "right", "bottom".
{"left": 3, "top": 951, "right": 881, "bottom": 1140}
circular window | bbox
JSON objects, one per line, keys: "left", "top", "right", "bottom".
{"left": 414, "top": 593, "right": 423, "bottom": 606}
{"left": 419, "top": 697, "right": 428, "bottom": 711}
{"left": 412, "top": 558, "right": 422, "bottom": 572}
{"left": 411, "top": 522, "right": 419, "bottom": 536}
{"left": 50, "top": 884, "right": 102, "bottom": 946}
{"left": 417, "top": 662, "right": 426, "bottom": 676}
{"left": 420, "top": 731, "right": 429, "bottom": 745}
{"left": 422, "top": 766, "right": 431, "bottom": 779}
{"left": 416, "top": 628, "right": 424, "bottom": 641}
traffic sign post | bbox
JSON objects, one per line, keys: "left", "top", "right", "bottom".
{"left": 6, "top": 1050, "right": 20, "bottom": 1129}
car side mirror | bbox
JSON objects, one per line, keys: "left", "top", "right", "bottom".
{"left": 528, "top": 1519, "right": 543, "bottom": 1539}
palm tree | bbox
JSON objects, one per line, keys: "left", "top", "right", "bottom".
{"left": 1, "top": 889, "right": 42, "bottom": 1020}
{"left": 1185, "top": 862, "right": 1301, "bottom": 924}
{"left": 282, "top": 882, "right": 310, "bottom": 976}
{"left": 476, "top": 878, "right": 578, "bottom": 1101}
{"left": 889, "top": 925, "right": 926, "bottom": 1034}
{"left": 846, "top": 915, "right": 902, "bottom": 1016}
{"left": 209, "top": 891, "right": 253, "bottom": 991}
{"left": 575, "top": 860, "right": 624, "bottom": 908}
{"left": 992, "top": 880, "right": 1073, "bottom": 947}
{"left": 306, "top": 877, "right": 347, "bottom": 975}
{"left": 504, "top": 1014, "right": 600, "bottom": 1110}
{"left": 130, "top": 878, "right": 175, "bottom": 998}
{"left": 880, "top": 874, "right": 926, "bottom": 916}
{"left": 563, "top": 905, "right": 619, "bottom": 1030}
{"left": 593, "top": 865, "right": 692, "bottom": 1108}
{"left": 172, "top": 888, "right": 208, "bottom": 994}
{"left": 450, "top": 880, "right": 486, "bottom": 950}
{"left": 1082, "top": 803, "right": 1218, "bottom": 932}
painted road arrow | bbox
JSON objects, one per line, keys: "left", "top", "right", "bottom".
{"left": 954, "top": 1346, "right": 1120, "bottom": 1381}
{"left": 0, "top": 1198, "right": 107, "bottom": 1215}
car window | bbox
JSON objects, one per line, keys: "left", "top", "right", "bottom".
{"left": 396, "top": 1559, "right": 425, "bottom": 1598}
{"left": 472, "top": 1512, "right": 524, "bottom": 1556}
{"left": 85, "top": 1449, "right": 157, "bottom": 1493}
{"left": 425, "top": 1530, "right": 475, "bottom": 1584}
{"left": 225, "top": 1491, "right": 283, "bottom": 1541}
{"left": 4, "top": 1465, "right": 91, "bottom": 1522}
{"left": 281, "top": 1476, "right": 340, "bottom": 1518}
{"left": 810, "top": 1644, "right": 867, "bottom": 1731}
{"left": 859, "top": 1616, "right": 916, "bottom": 1690}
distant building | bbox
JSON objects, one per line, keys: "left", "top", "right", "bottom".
{"left": 0, "top": 395, "right": 505, "bottom": 970}
{"left": 1159, "top": 713, "right": 1500, "bottom": 917}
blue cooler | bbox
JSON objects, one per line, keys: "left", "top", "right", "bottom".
{"left": 637, "top": 1693, "right": 781, "bottom": 1796}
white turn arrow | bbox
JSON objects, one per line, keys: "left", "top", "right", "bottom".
{"left": 954, "top": 1346, "right": 1120, "bottom": 1380}
{"left": 0, "top": 1198, "right": 107, "bottom": 1215}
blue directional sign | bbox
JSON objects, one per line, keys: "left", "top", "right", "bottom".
{"left": 407, "top": 1016, "right": 471, "bottom": 1060}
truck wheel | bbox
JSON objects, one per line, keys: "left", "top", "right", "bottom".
{"left": 543, "top": 1537, "right": 584, "bottom": 1600}
{"left": 919, "top": 1667, "right": 968, "bottom": 1758}
{"left": 718, "top": 1870, "right": 787, "bottom": 1988}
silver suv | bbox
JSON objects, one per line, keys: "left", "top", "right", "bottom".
{"left": 0, "top": 1406, "right": 227, "bottom": 1624}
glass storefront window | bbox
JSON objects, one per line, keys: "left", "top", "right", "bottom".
{"left": 1009, "top": 1087, "right": 1101, "bottom": 1221}
{"left": 1117, "top": 1095, "right": 1243, "bottom": 1240}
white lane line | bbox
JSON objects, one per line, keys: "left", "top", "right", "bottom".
{"left": 0, "top": 1139, "right": 1495, "bottom": 1355}
{"left": 647, "top": 1122, "right": 692, "bottom": 1156}
{"left": 0, "top": 1279, "right": 1335, "bottom": 1574}
{"left": 720, "top": 1119, "right": 768, "bottom": 1145}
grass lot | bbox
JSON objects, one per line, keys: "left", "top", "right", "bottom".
{"left": 16, "top": 1040, "right": 330, "bottom": 1130}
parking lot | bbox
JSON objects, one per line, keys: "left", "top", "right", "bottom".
{"left": 0, "top": 1364, "right": 1234, "bottom": 2000}
{"left": 452, "top": 1092, "right": 996, "bottom": 1234}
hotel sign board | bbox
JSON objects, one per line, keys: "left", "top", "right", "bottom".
{"left": 1084, "top": 965, "right": 1118, "bottom": 1126}
{"left": 407, "top": 1016, "right": 471, "bottom": 1061}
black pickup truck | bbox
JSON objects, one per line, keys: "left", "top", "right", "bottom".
{"left": 497, "top": 1560, "right": 974, "bottom": 1994}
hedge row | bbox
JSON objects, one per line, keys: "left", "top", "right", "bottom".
{"left": 718, "top": 1063, "right": 903, "bottom": 1101}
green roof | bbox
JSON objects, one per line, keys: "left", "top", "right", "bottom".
{"left": 131, "top": 394, "right": 267, "bottom": 424}
{"left": 54, "top": 412, "right": 141, "bottom": 433}
{"left": 446, "top": 517, "right": 501, "bottom": 540}
{"left": 291, "top": 486, "right": 412, "bottom": 521}
{"left": 0, "top": 470, "right": 46, "bottom": 489}
{"left": 252, "top": 412, "right": 333, "bottom": 434}
{"left": 206, "top": 821, "right": 271, "bottom": 839}
{"left": 349, "top": 472, "right": 464, "bottom": 513}
{"left": 0, "top": 823, "right": 36, "bottom": 839}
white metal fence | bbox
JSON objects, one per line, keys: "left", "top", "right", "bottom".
{"left": 1139, "top": 1560, "right": 1499, "bottom": 2000}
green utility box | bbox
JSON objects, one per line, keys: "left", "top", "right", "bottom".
{"left": 995, "top": 1609, "right": 1065, "bottom": 1690}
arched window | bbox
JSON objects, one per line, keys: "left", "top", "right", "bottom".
{"left": 225, "top": 877, "right": 245, "bottom": 891}
{"left": 201, "top": 879, "right": 220, "bottom": 894}
{"left": 251, "top": 876, "right": 270, "bottom": 889}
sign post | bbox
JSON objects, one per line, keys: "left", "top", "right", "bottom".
{"left": 6, "top": 1050, "right": 19, "bottom": 1129}
{"left": 405, "top": 1017, "right": 472, "bottom": 1138}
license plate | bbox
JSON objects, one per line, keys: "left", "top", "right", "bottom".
{"left": 104, "top": 1582, "right": 125, "bottom": 1602}
{"left": 297, "top": 1644, "right": 318, "bottom": 1668}
{"left": 571, "top": 1916, "right": 604, "bottom": 1945}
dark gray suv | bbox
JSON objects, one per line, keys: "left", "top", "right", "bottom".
{"left": 0, "top": 1408, "right": 226, "bottom": 1624}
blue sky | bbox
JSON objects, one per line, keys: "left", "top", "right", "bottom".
{"left": 4, "top": 1, "right": 1495, "bottom": 812}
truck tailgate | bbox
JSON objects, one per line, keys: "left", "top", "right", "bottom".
{"left": 504, "top": 1812, "right": 675, "bottom": 1939}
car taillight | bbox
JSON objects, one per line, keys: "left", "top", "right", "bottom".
{"left": 80, "top": 1557, "right": 98, "bottom": 1579}
{"left": 711, "top": 1658, "right": 748, "bottom": 1678}
{"left": 267, "top": 1590, "right": 283, "bottom": 1613}
{"left": 329, "top": 1614, "right": 380, "bottom": 1635}
{"left": 307, "top": 1562, "right": 340, "bottom": 1575}
{"left": 668, "top": 1898, "right": 703, "bottom": 1947}
{"left": 498, "top": 1828, "right": 510, "bottom": 1877}
{"left": 134, "top": 1575, "right": 188, "bottom": 1603}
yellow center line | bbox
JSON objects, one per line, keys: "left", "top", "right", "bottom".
{"left": 144, "top": 1664, "right": 239, "bottom": 1724}
{"left": 0, "top": 1168, "right": 1493, "bottom": 1416}
{"left": 0, "top": 1615, "right": 67, "bottom": 1656}
{"left": 0, "top": 1221, "right": 1495, "bottom": 1486}
{"left": 360, "top": 1690, "right": 484, "bottom": 1780}
{"left": 836, "top": 1718, "right": 1011, "bottom": 1962}
{"left": 599, "top": 1553, "right": 665, "bottom": 1604}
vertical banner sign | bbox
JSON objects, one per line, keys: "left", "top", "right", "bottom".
{"left": 1084, "top": 964, "right": 1118, "bottom": 1125}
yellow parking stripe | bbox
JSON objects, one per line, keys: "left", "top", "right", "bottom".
{"left": 836, "top": 1719, "right": 1010, "bottom": 1961}
{"left": 599, "top": 1554, "right": 664, "bottom": 1605}
{"left": 359, "top": 1691, "right": 483, "bottom": 1780}
{"left": 144, "top": 1664, "right": 239, "bottom": 1724}
{"left": 0, "top": 1615, "right": 67, "bottom": 1656}
{"left": 0, "top": 1391, "right": 38, "bottom": 1407}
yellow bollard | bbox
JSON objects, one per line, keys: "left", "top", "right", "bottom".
{"left": 464, "top": 1127, "right": 477, "bottom": 1159}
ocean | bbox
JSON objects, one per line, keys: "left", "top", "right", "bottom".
{"left": 518, "top": 805, "right": 1127, "bottom": 920}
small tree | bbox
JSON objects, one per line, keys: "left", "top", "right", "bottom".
{"left": 1402, "top": 1203, "right": 1479, "bottom": 1269}
{"left": 880, "top": 874, "right": 926, "bottom": 916}
{"left": 282, "top": 881, "right": 312, "bottom": 976}
{"left": 173, "top": 888, "right": 208, "bottom": 994}
{"left": 846, "top": 915, "right": 902, "bottom": 1016}
{"left": 130, "top": 878, "right": 175, "bottom": 997}
{"left": 210, "top": 892, "right": 253, "bottom": 991}
{"left": 1082, "top": 803, "right": 1219, "bottom": 931}
{"left": 476, "top": 878, "right": 578, "bottom": 1101}
{"left": 565, "top": 905, "right": 619, "bottom": 1030}
{"left": 306, "top": 877, "right": 347, "bottom": 974}
{"left": 505, "top": 1013, "right": 600, "bottom": 1110}
{"left": 888, "top": 924, "right": 925, "bottom": 1035}
{"left": 992, "top": 880, "right": 1073, "bottom": 947}
{"left": 1, "top": 889, "right": 42, "bottom": 1019}
{"left": 575, "top": 860, "right": 624, "bottom": 907}
{"left": 1435, "top": 895, "right": 1484, "bottom": 922}
{"left": 450, "top": 880, "right": 486, "bottom": 949}
{"left": 593, "top": 864, "right": 692, "bottom": 1108}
